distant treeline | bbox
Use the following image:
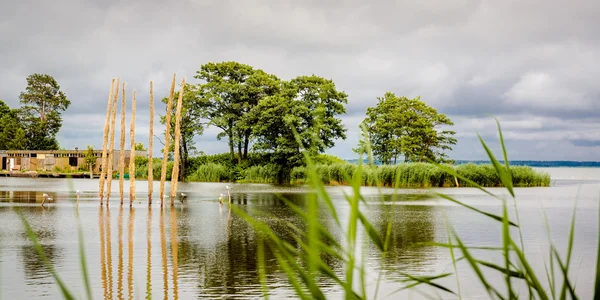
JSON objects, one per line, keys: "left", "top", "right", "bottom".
{"left": 345, "top": 159, "right": 600, "bottom": 168}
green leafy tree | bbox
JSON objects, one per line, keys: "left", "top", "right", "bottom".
{"left": 358, "top": 92, "right": 456, "bottom": 164}
{"left": 18, "top": 73, "right": 71, "bottom": 150}
{"left": 84, "top": 145, "right": 97, "bottom": 177}
{"left": 194, "top": 61, "right": 254, "bottom": 163}
{"left": 161, "top": 83, "right": 206, "bottom": 181}
{"left": 0, "top": 100, "right": 27, "bottom": 150}
{"left": 194, "top": 62, "right": 280, "bottom": 164}
{"left": 134, "top": 142, "right": 146, "bottom": 151}
{"left": 250, "top": 76, "right": 348, "bottom": 182}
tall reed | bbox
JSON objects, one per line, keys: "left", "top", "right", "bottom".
{"left": 160, "top": 74, "right": 176, "bottom": 206}
{"left": 99, "top": 78, "right": 116, "bottom": 202}
{"left": 119, "top": 83, "right": 127, "bottom": 204}
{"left": 129, "top": 90, "right": 137, "bottom": 205}
{"left": 170, "top": 78, "right": 185, "bottom": 204}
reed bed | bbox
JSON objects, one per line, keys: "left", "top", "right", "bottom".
{"left": 242, "top": 164, "right": 281, "bottom": 184}
{"left": 187, "top": 163, "right": 229, "bottom": 182}
{"left": 289, "top": 162, "right": 550, "bottom": 188}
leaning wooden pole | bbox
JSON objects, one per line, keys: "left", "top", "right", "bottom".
{"left": 129, "top": 90, "right": 137, "bottom": 206}
{"left": 99, "top": 78, "right": 116, "bottom": 203}
{"left": 148, "top": 81, "right": 154, "bottom": 204}
{"left": 106, "top": 79, "right": 120, "bottom": 203}
{"left": 170, "top": 78, "right": 186, "bottom": 205}
{"left": 119, "top": 83, "right": 127, "bottom": 205}
{"left": 159, "top": 74, "right": 176, "bottom": 207}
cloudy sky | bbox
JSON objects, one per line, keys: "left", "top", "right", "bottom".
{"left": 1, "top": 0, "right": 598, "bottom": 161}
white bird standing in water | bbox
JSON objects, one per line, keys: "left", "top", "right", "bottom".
{"left": 225, "top": 185, "right": 232, "bottom": 204}
{"left": 219, "top": 193, "right": 226, "bottom": 205}
{"left": 76, "top": 190, "right": 82, "bottom": 202}
{"left": 41, "top": 193, "right": 51, "bottom": 206}
{"left": 180, "top": 192, "right": 187, "bottom": 203}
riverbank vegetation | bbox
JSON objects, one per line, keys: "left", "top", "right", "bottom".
{"left": 1, "top": 64, "right": 551, "bottom": 188}
{"left": 130, "top": 153, "right": 550, "bottom": 187}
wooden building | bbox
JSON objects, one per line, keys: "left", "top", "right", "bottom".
{"left": 0, "top": 150, "right": 147, "bottom": 173}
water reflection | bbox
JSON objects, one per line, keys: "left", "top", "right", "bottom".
{"left": 146, "top": 207, "right": 152, "bottom": 300}
{"left": 1, "top": 183, "right": 474, "bottom": 299}
{"left": 0, "top": 191, "right": 59, "bottom": 204}
{"left": 170, "top": 208, "right": 179, "bottom": 300}
{"left": 16, "top": 206, "right": 60, "bottom": 285}
{"left": 365, "top": 204, "right": 439, "bottom": 277}
{"left": 128, "top": 208, "right": 135, "bottom": 300}
{"left": 160, "top": 208, "right": 169, "bottom": 299}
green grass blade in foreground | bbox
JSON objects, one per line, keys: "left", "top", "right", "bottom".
{"left": 435, "top": 193, "right": 518, "bottom": 226}
{"left": 257, "top": 235, "right": 270, "bottom": 300}
{"left": 558, "top": 197, "right": 578, "bottom": 300}
{"left": 77, "top": 217, "right": 93, "bottom": 300}
{"left": 291, "top": 127, "right": 341, "bottom": 226}
{"left": 451, "top": 227, "right": 504, "bottom": 299}
{"left": 509, "top": 238, "right": 549, "bottom": 300}
{"left": 477, "top": 133, "right": 514, "bottom": 197}
{"left": 17, "top": 211, "right": 76, "bottom": 300}
{"left": 542, "top": 209, "right": 557, "bottom": 299}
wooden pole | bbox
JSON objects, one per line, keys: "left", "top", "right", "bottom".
{"left": 100, "top": 78, "right": 116, "bottom": 203}
{"left": 119, "top": 83, "right": 127, "bottom": 205}
{"left": 148, "top": 81, "right": 154, "bottom": 204}
{"left": 106, "top": 79, "right": 120, "bottom": 203}
{"left": 129, "top": 90, "right": 137, "bottom": 205}
{"left": 170, "top": 78, "right": 186, "bottom": 205}
{"left": 160, "top": 74, "right": 176, "bottom": 207}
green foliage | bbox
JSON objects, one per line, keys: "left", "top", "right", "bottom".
{"left": 84, "top": 145, "right": 96, "bottom": 168}
{"left": 242, "top": 164, "right": 281, "bottom": 184}
{"left": 135, "top": 157, "right": 173, "bottom": 180}
{"left": 0, "top": 100, "right": 26, "bottom": 150}
{"left": 358, "top": 92, "right": 456, "bottom": 164}
{"left": 187, "top": 162, "right": 229, "bottom": 182}
{"left": 311, "top": 153, "right": 348, "bottom": 165}
{"left": 195, "top": 62, "right": 280, "bottom": 163}
{"left": 250, "top": 76, "right": 348, "bottom": 181}
{"left": 18, "top": 73, "right": 71, "bottom": 150}
{"left": 134, "top": 142, "right": 146, "bottom": 151}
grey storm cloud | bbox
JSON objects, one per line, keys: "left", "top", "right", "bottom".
{"left": 0, "top": 0, "right": 599, "bottom": 160}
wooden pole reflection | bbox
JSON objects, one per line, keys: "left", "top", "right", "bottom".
{"left": 118, "top": 206, "right": 124, "bottom": 300}
{"left": 160, "top": 208, "right": 169, "bottom": 299}
{"left": 128, "top": 207, "right": 135, "bottom": 300}
{"left": 170, "top": 208, "right": 179, "bottom": 300}
{"left": 99, "top": 206, "right": 108, "bottom": 300}
{"left": 106, "top": 207, "right": 114, "bottom": 299}
{"left": 146, "top": 207, "right": 153, "bottom": 300}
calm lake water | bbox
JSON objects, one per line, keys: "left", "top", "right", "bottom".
{"left": 0, "top": 167, "right": 598, "bottom": 299}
